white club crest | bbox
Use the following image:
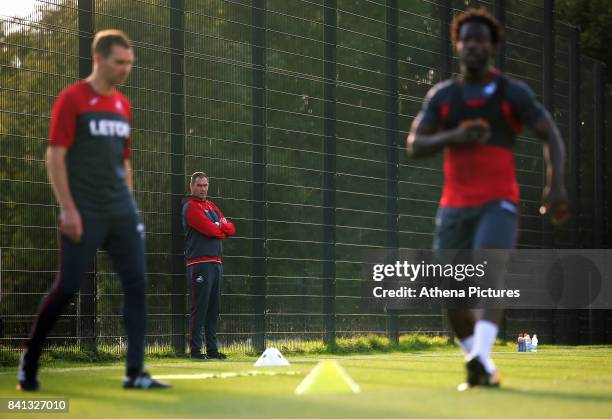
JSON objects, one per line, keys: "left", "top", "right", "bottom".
{"left": 483, "top": 81, "right": 497, "bottom": 96}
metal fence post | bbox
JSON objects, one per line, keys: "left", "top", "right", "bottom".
{"left": 569, "top": 28, "right": 581, "bottom": 251}
{"left": 494, "top": 0, "right": 505, "bottom": 72}
{"left": 439, "top": 0, "right": 452, "bottom": 81}
{"left": 170, "top": 0, "right": 186, "bottom": 354}
{"left": 542, "top": 0, "right": 555, "bottom": 343}
{"left": 542, "top": 0, "right": 554, "bottom": 249}
{"left": 322, "top": 0, "right": 337, "bottom": 347}
{"left": 438, "top": 0, "right": 452, "bottom": 339}
{"left": 385, "top": 0, "right": 399, "bottom": 345}
{"left": 493, "top": 0, "right": 509, "bottom": 342}
{"left": 77, "top": 0, "right": 96, "bottom": 354}
{"left": 594, "top": 63, "right": 605, "bottom": 249}
{"left": 251, "top": 0, "right": 267, "bottom": 353}
{"left": 592, "top": 62, "right": 606, "bottom": 344}
{"left": 552, "top": 27, "right": 581, "bottom": 345}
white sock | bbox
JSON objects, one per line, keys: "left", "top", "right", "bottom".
{"left": 458, "top": 335, "right": 474, "bottom": 355}
{"left": 469, "top": 320, "right": 498, "bottom": 372}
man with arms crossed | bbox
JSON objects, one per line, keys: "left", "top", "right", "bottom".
{"left": 182, "top": 173, "right": 235, "bottom": 359}
{"left": 18, "top": 30, "right": 170, "bottom": 390}
{"left": 407, "top": 9, "right": 569, "bottom": 389}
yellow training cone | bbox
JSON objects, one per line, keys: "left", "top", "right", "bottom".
{"left": 295, "top": 360, "right": 360, "bottom": 395}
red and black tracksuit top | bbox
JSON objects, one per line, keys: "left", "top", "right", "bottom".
{"left": 417, "top": 70, "right": 545, "bottom": 208}
{"left": 49, "top": 80, "right": 134, "bottom": 214}
{"left": 181, "top": 196, "right": 236, "bottom": 266}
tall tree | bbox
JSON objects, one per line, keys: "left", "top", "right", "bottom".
{"left": 557, "top": 0, "right": 612, "bottom": 82}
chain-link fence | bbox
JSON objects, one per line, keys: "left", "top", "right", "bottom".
{"left": 0, "top": 0, "right": 609, "bottom": 358}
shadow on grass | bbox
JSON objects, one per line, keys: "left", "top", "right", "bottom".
{"left": 494, "top": 386, "right": 612, "bottom": 403}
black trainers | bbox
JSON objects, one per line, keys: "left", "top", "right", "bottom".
{"left": 190, "top": 351, "right": 207, "bottom": 360}
{"left": 123, "top": 372, "right": 172, "bottom": 389}
{"left": 457, "top": 356, "right": 501, "bottom": 391}
{"left": 206, "top": 351, "right": 227, "bottom": 360}
{"left": 16, "top": 353, "right": 39, "bottom": 392}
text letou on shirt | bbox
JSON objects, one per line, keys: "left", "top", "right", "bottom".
{"left": 89, "top": 119, "right": 130, "bottom": 138}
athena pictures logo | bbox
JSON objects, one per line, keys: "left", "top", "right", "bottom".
{"left": 364, "top": 249, "right": 612, "bottom": 310}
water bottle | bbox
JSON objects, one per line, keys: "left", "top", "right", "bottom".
{"left": 531, "top": 334, "right": 538, "bottom": 352}
{"left": 525, "top": 334, "right": 531, "bottom": 352}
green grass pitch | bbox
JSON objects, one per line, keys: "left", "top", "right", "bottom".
{"left": 1, "top": 346, "right": 611, "bottom": 419}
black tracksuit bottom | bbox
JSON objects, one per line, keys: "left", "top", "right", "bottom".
{"left": 23, "top": 209, "right": 147, "bottom": 378}
{"left": 187, "top": 262, "right": 223, "bottom": 354}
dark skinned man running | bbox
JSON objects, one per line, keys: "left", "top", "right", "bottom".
{"left": 406, "top": 8, "right": 569, "bottom": 390}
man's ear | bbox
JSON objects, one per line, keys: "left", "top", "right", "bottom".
{"left": 92, "top": 52, "right": 104, "bottom": 66}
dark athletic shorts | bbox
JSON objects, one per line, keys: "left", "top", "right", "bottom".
{"left": 433, "top": 199, "right": 519, "bottom": 250}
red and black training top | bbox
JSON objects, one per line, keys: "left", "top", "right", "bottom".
{"left": 49, "top": 80, "right": 134, "bottom": 214}
{"left": 181, "top": 195, "right": 236, "bottom": 266}
{"left": 417, "top": 70, "right": 545, "bottom": 208}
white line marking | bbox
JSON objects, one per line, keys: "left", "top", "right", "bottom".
{"left": 153, "top": 370, "right": 302, "bottom": 380}
{"left": 1, "top": 349, "right": 608, "bottom": 376}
